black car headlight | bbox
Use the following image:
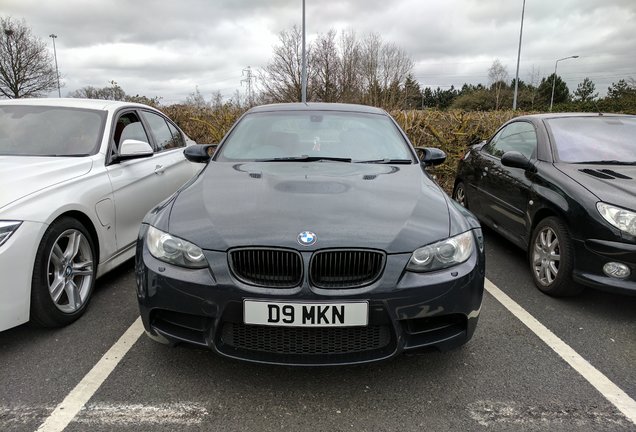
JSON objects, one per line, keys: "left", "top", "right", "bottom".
{"left": 0, "top": 221, "right": 22, "bottom": 247}
{"left": 146, "top": 225, "right": 208, "bottom": 269}
{"left": 407, "top": 231, "right": 474, "bottom": 272}
{"left": 597, "top": 202, "right": 636, "bottom": 236}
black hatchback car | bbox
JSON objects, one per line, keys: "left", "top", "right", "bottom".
{"left": 454, "top": 113, "right": 636, "bottom": 296}
{"left": 136, "top": 103, "right": 485, "bottom": 365}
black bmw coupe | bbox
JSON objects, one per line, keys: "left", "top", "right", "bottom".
{"left": 454, "top": 113, "right": 636, "bottom": 297}
{"left": 135, "top": 103, "right": 485, "bottom": 365}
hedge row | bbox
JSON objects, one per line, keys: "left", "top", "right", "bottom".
{"left": 161, "top": 105, "right": 528, "bottom": 193}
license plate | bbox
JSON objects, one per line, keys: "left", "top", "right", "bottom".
{"left": 243, "top": 300, "right": 368, "bottom": 327}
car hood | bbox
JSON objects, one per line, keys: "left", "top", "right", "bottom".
{"left": 555, "top": 163, "right": 636, "bottom": 210}
{"left": 0, "top": 156, "right": 93, "bottom": 210}
{"left": 168, "top": 162, "right": 451, "bottom": 253}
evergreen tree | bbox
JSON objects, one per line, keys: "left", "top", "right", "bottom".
{"left": 573, "top": 77, "right": 598, "bottom": 102}
{"left": 537, "top": 73, "right": 570, "bottom": 108}
{"left": 402, "top": 74, "right": 422, "bottom": 109}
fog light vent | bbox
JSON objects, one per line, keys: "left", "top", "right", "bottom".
{"left": 603, "top": 262, "right": 631, "bottom": 279}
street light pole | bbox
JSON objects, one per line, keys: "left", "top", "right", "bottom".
{"left": 300, "top": 0, "right": 307, "bottom": 103}
{"left": 549, "top": 55, "right": 578, "bottom": 111}
{"left": 49, "top": 34, "right": 61, "bottom": 97}
{"left": 512, "top": 0, "right": 526, "bottom": 110}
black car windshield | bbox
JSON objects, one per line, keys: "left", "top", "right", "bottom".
{"left": 216, "top": 111, "right": 414, "bottom": 163}
{"left": 0, "top": 106, "right": 106, "bottom": 156}
{"left": 546, "top": 116, "right": 636, "bottom": 164}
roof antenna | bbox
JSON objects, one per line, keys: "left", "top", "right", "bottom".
{"left": 593, "top": 100, "right": 603, "bottom": 116}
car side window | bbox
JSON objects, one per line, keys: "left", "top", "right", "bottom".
{"left": 483, "top": 122, "right": 537, "bottom": 159}
{"left": 166, "top": 121, "right": 186, "bottom": 149}
{"left": 111, "top": 111, "right": 151, "bottom": 158}
{"left": 141, "top": 111, "right": 182, "bottom": 152}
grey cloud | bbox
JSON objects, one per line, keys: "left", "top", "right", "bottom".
{"left": 2, "top": 0, "right": 634, "bottom": 102}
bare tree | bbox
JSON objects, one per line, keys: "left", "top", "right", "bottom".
{"left": 312, "top": 30, "right": 340, "bottom": 102}
{"left": 259, "top": 26, "right": 310, "bottom": 103}
{"left": 184, "top": 86, "right": 210, "bottom": 108}
{"left": 527, "top": 65, "right": 541, "bottom": 109}
{"left": 358, "top": 33, "right": 413, "bottom": 108}
{"left": 359, "top": 33, "right": 382, "bottom": 106}
{"left": 379, "top": 42, "right": 413, "bottom": 108}
{"left": 259, "top": 27, "right": 414, "bottom": 108}
{"left": 69, "top": 80, "right": 126, "bottom": 101}
{"left": 0, "top": 17, "right": 59, "bottom": 98}
{"left": 337, "top": 30, "right": 362, "bottom": 103}
{"left": 488, "top": 59, "right": 509, "bottom": 110}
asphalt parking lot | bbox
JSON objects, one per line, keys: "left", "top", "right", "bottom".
{"left": 1, "top": 230, "right": 635, "bottom": 432}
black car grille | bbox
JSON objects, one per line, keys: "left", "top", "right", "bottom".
{"left": 310, "top": 250, "right": 385, "bottom": 288}
{"left": 221, "top": 323, "right": 391, "bottom": 355}
{"left": 229, "top": 248, "right": 302, "bottom": 288}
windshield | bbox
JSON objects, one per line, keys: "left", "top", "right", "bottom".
{"left": 0, "top": 106, "right": 106, "bottom": 156}
{"left": 546, "top": 116, "right": 636, "bottom": 164}
{"left": 216, "top": 111, "right": 414, "bottom": 162}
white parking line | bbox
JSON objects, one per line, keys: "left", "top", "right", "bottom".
{"left": 485, "top": 278, "right": 636, "bottom": 425}
{"left": 35, "top": 317, "right": 144, "bottom": 432}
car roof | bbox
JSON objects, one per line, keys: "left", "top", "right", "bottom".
{"left": 0, "top": 98, "right": 152, "bottom": 112}
{"left": 246, "top": 102, "right": 387, "bottom": 115}
{"left": 513, "top": 112, "right": 635, "bottom": 122}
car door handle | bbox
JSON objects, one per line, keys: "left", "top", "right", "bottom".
{"left": 154, "top": 165, "right": 165, "bottom": 175}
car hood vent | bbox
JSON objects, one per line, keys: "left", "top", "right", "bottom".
{"left": 579, "top": 168, "right": 632, "bottom": 180}
{"left": 598, "top": 169, "right": 632, "bottom": 180}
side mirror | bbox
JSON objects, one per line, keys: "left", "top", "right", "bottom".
{"left": 415, "top": 146, "right": 447, "bottom": 166}
{"left": 501, "top": 151, "right": 534, "bottom": 171}
{"left": 114, "top": 139, "right": 153, "bottom": 162}
{"left": 184, "top": 144, "right": 217, "bottom": 163}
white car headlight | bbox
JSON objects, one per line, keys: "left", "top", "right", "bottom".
{"left": 0, "top": 221, "right": 22, "bottom": 247}
{"left": 597, "top": 202, "right": 636, "bottom": 236}
{"left": 146, "top": 225, "right": 208, "bottom": 269}
{"left": 407, "top": 231, "right": 474, "bottom": 272}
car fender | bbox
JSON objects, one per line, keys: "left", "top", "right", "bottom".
{"left": 0, "top": 157, "right": 117, "bottom": 268}
{"left": 526, "top": 163, "right": 600, "bottom": 244}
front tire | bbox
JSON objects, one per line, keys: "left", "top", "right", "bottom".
{"left": 529, "top": 217, "right": 582, "bottom": 297}
{"left": 30, "top": 217, "right": 96, "bottom": 327}
{"left": 453, "top": 181, "right": 468, "bottom": 208}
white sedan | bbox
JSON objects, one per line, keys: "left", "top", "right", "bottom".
{"left": 0, "top": 98, "right": 201, "bottom": 331}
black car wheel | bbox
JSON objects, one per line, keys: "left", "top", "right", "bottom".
{"left": 529, "top": 217, "right": 581, "bottom": 297}
{"left": 30, "top": 217, "right": 96, "bottom": 327}
{"left": 453, "top": 181, "right": 468, "bottom": 208}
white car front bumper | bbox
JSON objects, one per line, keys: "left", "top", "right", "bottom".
{"left": 0, "top": 221, "right": 45, "bottom": 331}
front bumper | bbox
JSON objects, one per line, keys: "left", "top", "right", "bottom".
{"left": 136, "top": 229, "right": 485, "bottom": 366}
{"left": 0, "top": 221, "right": 45, "bottom": 331}
{"left": 572, "top": 238, "right": 636, "bottom": 295}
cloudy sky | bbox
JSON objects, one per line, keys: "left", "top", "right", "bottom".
{"left": 2, "top": 0, "right": 635, "bottom": 104}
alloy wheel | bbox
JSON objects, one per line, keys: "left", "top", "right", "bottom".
{"left": 532, "top": 227, "right": 560, "bottom": 286}
{"left": 454, "top": 184, "right": 466, "bottom": 207}
{"left": 46, "top": 229, "right": 94, "bottom": 313}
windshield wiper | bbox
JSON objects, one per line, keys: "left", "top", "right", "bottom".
{"left": 260, "top": 156, "right": 352, "bottom": 163}
{"left": 574, "top": 160, "right": 636, "bottom": 165}
{"left": 354, "top": 158, "right": 413, "bottom": 164}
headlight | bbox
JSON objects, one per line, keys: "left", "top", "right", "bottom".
{"left": 146, "top": 225, "right": 208, "bottom": 268}
{"left": 407, "top": 231, "right": 474, "bottom": 272}
{"left": 597, "top": 202, "right": 636, "bottom": 236}
{"left": 0, "top": 221, "right": 22, "bottom": 247}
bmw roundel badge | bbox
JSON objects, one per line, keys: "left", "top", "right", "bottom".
{"left": 297, "top": 231, "right": 317, "bottom": 246}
